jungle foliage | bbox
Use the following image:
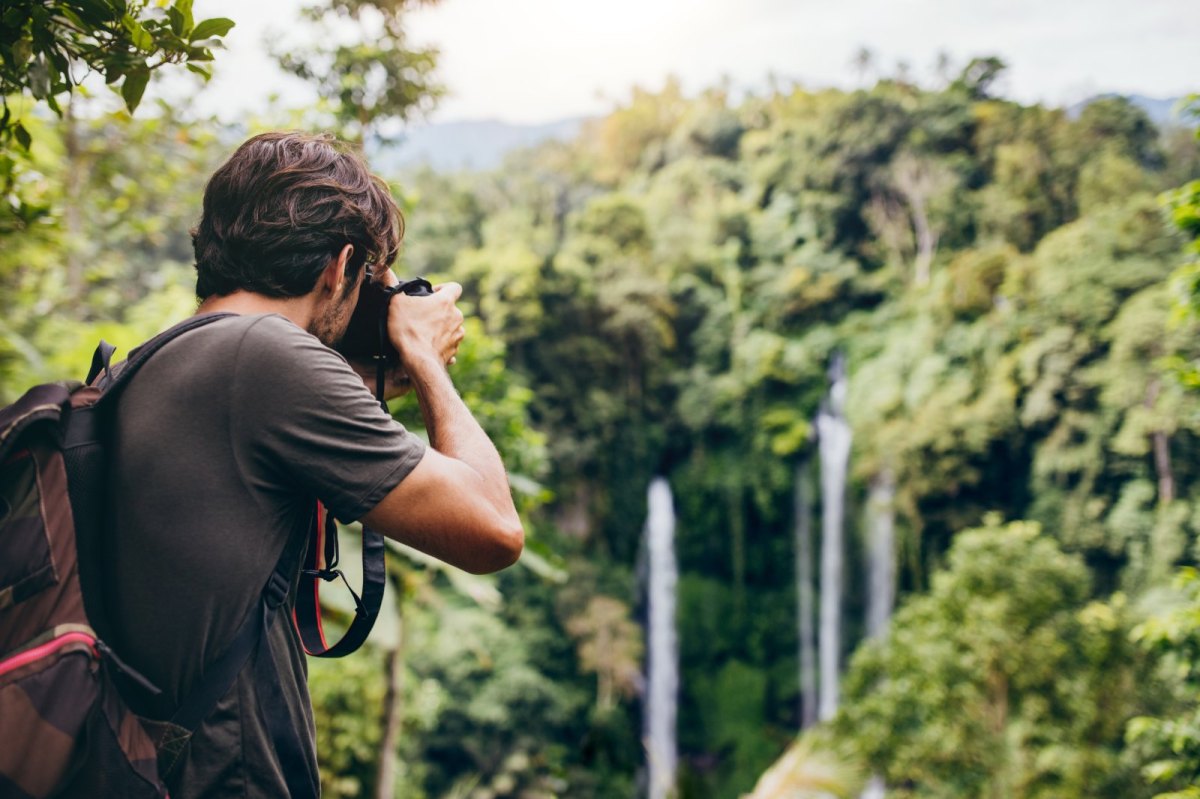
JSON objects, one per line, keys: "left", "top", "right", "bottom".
{"left": 3, "top": 10, "right": 1200, "bottom": 797}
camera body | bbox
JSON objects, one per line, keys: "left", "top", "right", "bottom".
{"left": 335, "top": 274, "right": 434, "bottom": 364}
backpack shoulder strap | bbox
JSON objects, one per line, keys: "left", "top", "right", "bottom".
{"left": 159, "top": 539, "right": 320, "bottom": 799}
{"left": 94, "top": 312, "right": 237, "bottom": 398}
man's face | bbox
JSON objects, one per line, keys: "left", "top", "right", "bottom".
{"left": 310, "top": 267, "right": 364, "bottom": 347}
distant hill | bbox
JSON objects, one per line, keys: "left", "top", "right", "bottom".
{"left": 1068, "top": 94, "right": 1194, "bottom": 128}
{"left": 371, "top": 117, "right": 589, "bottom": 175}
{"left": 372, "top": 94, "right": 1193, "bottom": 177}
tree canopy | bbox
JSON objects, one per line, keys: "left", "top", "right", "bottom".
{"left": 2, "top": 24, "right": 1200, "bottom": 798}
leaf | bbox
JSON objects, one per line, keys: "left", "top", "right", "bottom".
{"left": 121, "top": 15, "right": 154, "bottom": 51}
{"left": 60, "top": 9, "right": 89, "bottom": 30}
{"left": 72, "top": 0, "right": 118, "bottom": 25}
{"left": 13, "top": 122, "right": 30, "bottom": 151}
{"left": 167, "top": 6, "right": 185, "bottom": 35}
{"left": 11, "top": 37, "right": 32, "bottom": 66}
{"left": 185, "top": 63, "right": 211, "bottom": 80}
{"left": 189, "top": 17, "right": 234, "bottom": 41}
{"left": 176, "top": 0, "right": 194, "bottom": 31}
{"left": 121, "top": 65, "right": 150, "bottom": 113}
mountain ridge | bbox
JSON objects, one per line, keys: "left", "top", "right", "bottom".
{"left": 377, "top": 93, "right": 1191, "bottom": 176}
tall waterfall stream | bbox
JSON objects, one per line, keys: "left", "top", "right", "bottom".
{"left": 815, "top": 355, "right": 852, "bottom": 721}
{"left": 644, "top": 477, "right": 678, "bottom": 799}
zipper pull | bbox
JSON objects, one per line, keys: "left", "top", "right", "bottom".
{"left": 95, "top": 639, "right": 163, "bottom": 697}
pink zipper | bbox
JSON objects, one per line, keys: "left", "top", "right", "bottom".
{"left": 0, "top": 631, "right": 96, "bottom": 679}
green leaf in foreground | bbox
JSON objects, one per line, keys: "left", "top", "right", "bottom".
{"left": 121, "top": 66, "right": 150, "bottom": 113}
{"left": 190, "top": 18, "right": 235, "bottom": 41}
{"left": 12, "top": 122, "right": 31, "bottom": 151}
{"left": 121, "top": 15, "right": 154, "bottom": 51}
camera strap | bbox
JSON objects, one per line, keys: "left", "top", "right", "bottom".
{"left": 292, "top": 275, "right": 434, "bottom": 658}
{"left": 292, "top": 501, "right": 386, "bottom": 658}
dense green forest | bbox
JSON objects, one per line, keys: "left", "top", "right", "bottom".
{"left": 4, "top": 4, "right": 1200, "bottom": 798}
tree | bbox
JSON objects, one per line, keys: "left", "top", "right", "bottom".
{"left": 1168, "top": 97, "right": 1200, "bottom": 335}
{"left": 565, "top": 596, "right": 643, "bottom": 713}
{"left": 0, "top": 106, "right": 226, "bottom": 401}
{"left": 952, "top": 56, "right": 1007, "bottom": 100}
{"left": 837, "top": 519, "right": 1150, "bottom": 798}
{"left": 274, "top": 0, "right": 442, "bottom": 143}
{"left": 0, "top": 1, "right": 232, "bottom": 148}
{"left": 1125, "top": 94, "right": 1200, "bottom": 799}
{"left": 851, "top": 46, "right": 874, "bottom": 86}
{"left": 868, "top": 150, "right": 958, "bottom": 285}
{"left": 0, "top": 1, "right": 232, "bottom": 236}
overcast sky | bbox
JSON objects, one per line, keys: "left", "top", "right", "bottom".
{"left": 186, "top": 0, "right": 1197, "bottom": 125}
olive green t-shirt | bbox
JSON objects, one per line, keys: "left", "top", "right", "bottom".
{"left": 107, "top": 313, "right": 426, "bottom": 798}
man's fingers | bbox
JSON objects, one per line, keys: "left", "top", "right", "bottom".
{"left": 434, "top": 281, "right": 464, "bottom": 302}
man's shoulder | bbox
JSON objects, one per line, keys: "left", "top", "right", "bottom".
{"left": 227, "top": 313, "right": 313, "bottom": 346}
{"left": 195, "top": 313, "right": 329, "bottom": 367}
{"left": 143, "top": 313, "right": 341, "bottom": 392}
{"left": 160, "top": 312, "right": 304, "bottom": 353}
{"left": 238, "top": 314, "right": 351, "bottom": 369}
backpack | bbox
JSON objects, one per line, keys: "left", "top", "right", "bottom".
{"left": 0, "top": 314, "right": 390, "bottom": 798}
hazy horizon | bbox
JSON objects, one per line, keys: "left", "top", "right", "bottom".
{"left": 159, "top": 0, "right": 1195, "bottom": 127}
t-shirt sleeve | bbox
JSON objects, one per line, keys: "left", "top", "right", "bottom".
{"left": 230, "top": 315, "right": 426, "bottom": 522}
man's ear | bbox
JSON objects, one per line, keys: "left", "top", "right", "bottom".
{"left": 321, "top": 244, "right": 355, "bottom": 295}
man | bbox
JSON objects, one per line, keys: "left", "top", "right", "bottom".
{"left": 105, "top": 131, "right": 523, "bottom": 797}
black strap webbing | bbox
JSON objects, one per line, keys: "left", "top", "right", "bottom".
{"left": 293, "top": 509, "right": 387, "bottom": 658}
{"left": 170, "top": 553, "right": 318, "bottom": 799}
{"left": 86, "top": 340, "right": 117, "bottom": 386}
{"left": 167, "top": 566, "right": 290, "bottom": 729}
{"left": 251, "top": 609, "right": 321, "bottom": 798}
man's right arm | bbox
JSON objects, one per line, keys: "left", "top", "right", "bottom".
{"left": 360, "top": 283, "right": 524, "bottom": 574}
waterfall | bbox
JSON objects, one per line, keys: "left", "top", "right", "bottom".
{"left": 794, "top": 460, "right": 818, "bottom": 729}
{"left": 816, "top": 354, "right": 851, "bottom": 722}
{"left": 644, "top": 477, "right": 678, "bottom": 799}
{"left": 859, "top": 471, "right": 895, "bottom": 799}
{"left": 861, "top": 776, "right": 886, "bottom": 799}
{"left": 866, "top": 469, "right": 896, "bottom": 639}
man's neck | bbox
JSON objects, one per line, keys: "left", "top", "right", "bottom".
{"left": 197, "top": 290, "right": 317, "bottom": 333}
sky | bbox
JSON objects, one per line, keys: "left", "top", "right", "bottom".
{"left": 185, "top": 0, "right": 1198, "bottom": 125}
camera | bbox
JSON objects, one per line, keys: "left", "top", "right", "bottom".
{"left": 335, "top": 272, "right": 434, "bottom": 364}
{"left": 336, "top": 271, "right": 434, "bottom": 406}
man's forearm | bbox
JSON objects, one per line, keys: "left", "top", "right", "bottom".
{"left": 406, "top": 356, "right": 516, "bottom": 517}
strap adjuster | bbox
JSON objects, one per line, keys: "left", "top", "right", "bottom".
{"left": 265, "top": 571, "right": 291, "bottom": 609}
{"left": 301, "top": 568, "right": 366, "bottom": 615}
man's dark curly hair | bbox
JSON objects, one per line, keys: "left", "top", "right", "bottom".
{"left": 192, "top": 131, "right": 403, "bottom": 300}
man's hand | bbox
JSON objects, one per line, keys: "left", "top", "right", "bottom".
{"left": 387, "top": 281, "right": 465, "bottom": 375}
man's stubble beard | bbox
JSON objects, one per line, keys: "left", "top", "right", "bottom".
{"left": 310, "top": 283, "right": 359, "bottom": 348}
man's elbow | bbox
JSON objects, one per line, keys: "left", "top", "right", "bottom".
{"left": 466, "top": 517, "right": 525, "bottom": 574}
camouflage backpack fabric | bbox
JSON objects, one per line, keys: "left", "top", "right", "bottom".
{"left": 0, "top": 315, "right": 236, "bottom": 798}
{"left": 0, "top": 380, "right": 166, "bottom": 798}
